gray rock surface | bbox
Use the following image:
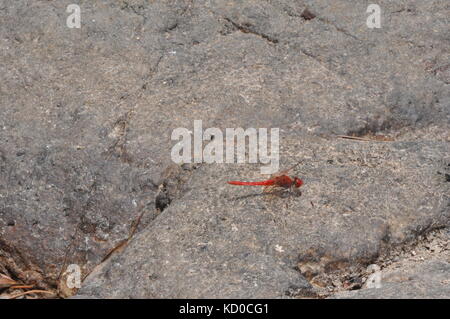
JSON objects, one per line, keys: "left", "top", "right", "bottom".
{"left": 330, "top": 228, "right": 450, "bottom": 298}
{"left": 78, "top": 135, "right": 449, "bottom": 298}
{"left": 0, "top": 0, "right": 449, "bottom": 298}
{"left": 331, "top": 260, "right": 450, "bottom": 299}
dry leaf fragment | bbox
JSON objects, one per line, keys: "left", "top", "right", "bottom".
{"left": 0, "top": 274, "right": 17, "bottom": 289}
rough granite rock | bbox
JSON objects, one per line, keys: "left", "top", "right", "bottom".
{"left": 0, "top": 0, "right": 449, "bottom": 298}
{"left": 78, "top": 135, "right": 449, "bottom": 298}
{"left": 330, "top": 259, "right": 450, "bottom": 299}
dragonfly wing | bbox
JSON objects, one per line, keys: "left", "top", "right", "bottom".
{"left": 270, "top": 161, "right": 303, "bottom": 178}
{"left": 263, "top": 184, "right": 289, "bottom": 198}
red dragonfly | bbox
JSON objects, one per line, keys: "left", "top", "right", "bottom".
{"left": 228, "top": 175, "right": 302, "bottom": 188}
{"left": 227, "top": 163, "right": 303, "bottom": 194}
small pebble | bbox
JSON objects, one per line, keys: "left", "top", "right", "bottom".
{"left": 366, "top": 264, "right": 380, "bottom": 273}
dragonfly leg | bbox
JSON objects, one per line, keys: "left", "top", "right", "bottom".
{"left": 290, "top": 185, "right": 302, "bottom": 197}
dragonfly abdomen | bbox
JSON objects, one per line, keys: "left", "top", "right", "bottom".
{"left": 227, "top": 180, "right": 275, "bottom": 186}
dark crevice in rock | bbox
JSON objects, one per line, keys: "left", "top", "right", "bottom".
{"left": 155, "top": 189, "right": 171, "bottom": 212}
{"left": 296, "top": 224, "right": 448, "bottom": 297}
{"left": 223, "top": 17, "right": 279, "bottom": 44}
{"left": 154, "top": 163, "right": 199, "bottom": 213}
{"left": 442, "top": 173, "right": 450, "bottom": 183}
{"left": 82, "top": 201, "right": 159, "bottom": 286}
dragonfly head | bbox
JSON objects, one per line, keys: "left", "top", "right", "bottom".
{"left": 293, "top": 177, "right": 303, "bottom": 188}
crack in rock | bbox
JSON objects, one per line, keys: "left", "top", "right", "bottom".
{"left": 223, "top": 17, "right": 279, "bottom": 44}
